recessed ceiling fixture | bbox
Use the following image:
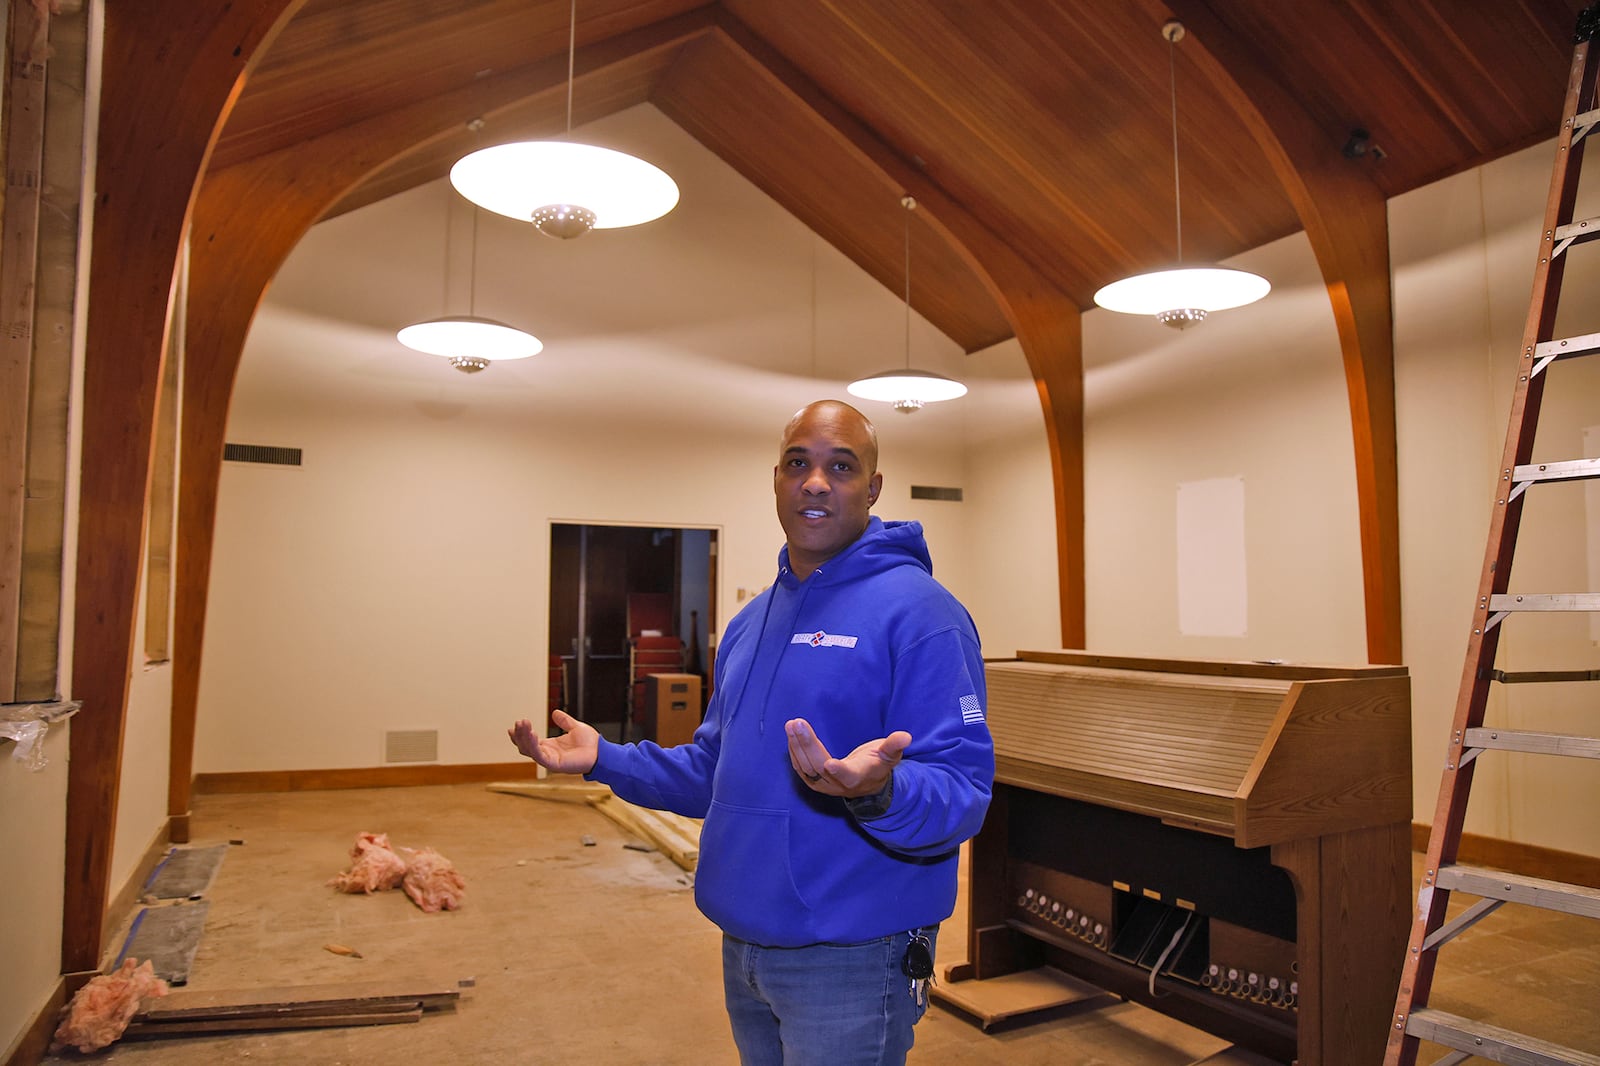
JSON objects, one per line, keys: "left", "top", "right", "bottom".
{"left": 396, "top": 200, "right": 542, "bottom": 374}
{"left": 1092, "top": 20, "right": 1269, "bottom": 329}
{"left": 449, "top": 0, "right": 679, "bottom": 239}
{"left": 847, "top": 196, "right": 967, "bottom": 414}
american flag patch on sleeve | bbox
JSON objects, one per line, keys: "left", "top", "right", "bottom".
{"left": 959, "top": 694, "right": 985, "bottom": 725}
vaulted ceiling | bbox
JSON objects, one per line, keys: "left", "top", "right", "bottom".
{"left": 215, "top": 0, "right": 1587, "bottom": 354}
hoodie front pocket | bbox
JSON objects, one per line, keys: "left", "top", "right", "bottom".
{"left": 696, "top": 801, "right": 811, "bottom": 941}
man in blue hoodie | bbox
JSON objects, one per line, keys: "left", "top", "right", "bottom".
{"left": 508, "top": 399, "right": 994, "bottom": 1064}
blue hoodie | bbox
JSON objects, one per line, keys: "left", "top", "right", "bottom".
{"left": 587, "top": 517, "right": 994, "bottom": 946}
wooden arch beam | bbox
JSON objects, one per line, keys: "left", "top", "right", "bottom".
{"left": 1161, "top": 0, "right": 1403, "bottom": 665}
{"left": 64, "top": 0, "right": 300, "bottom": 974}
{"left": 708, "top": 13, "right": 1087, "bottom": 647}
{"left": 168, "top": 13, "right": 716, "bottom": 838}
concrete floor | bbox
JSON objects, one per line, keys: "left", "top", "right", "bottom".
{"left": 45, "top": 783, "right": 1599, "bottom": 1065}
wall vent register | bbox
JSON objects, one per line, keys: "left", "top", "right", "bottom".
{"left": 223, "top": 443, "right": 303, "bottom": 467}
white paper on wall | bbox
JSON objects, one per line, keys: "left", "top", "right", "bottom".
{"left": 1176, "top": 476, "right": 1248, "bottom": 637}
{"left": 1585, "top": 426, "right": 1600, "bottom": 643}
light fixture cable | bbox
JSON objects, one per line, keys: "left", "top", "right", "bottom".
{"left": 564, "top": 0, "right": 576, "bottom": 136}
{"left": 1166, "top": 21, "right": 1183, "bottom": 264}
{"left": 902, "top": 194, "right": 913, "bottom": 372}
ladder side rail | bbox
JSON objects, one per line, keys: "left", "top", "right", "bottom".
{"left": 1385, "top": 31, "right": 1600, "bottom": 1066}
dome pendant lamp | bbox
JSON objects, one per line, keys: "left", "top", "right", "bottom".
{"left": 1092, "top": 21, "right": 1269, "bottom": 328}
{"left": 396, "top": 201, "right": 543, "bottom": 373}
{"left": 847, "top": 196, "right": 967, "bottom": 413}
{"left": 449, "top": 0, "right": 678, "bottom": 239}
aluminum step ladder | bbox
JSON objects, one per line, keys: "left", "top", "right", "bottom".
{"left": 1384, "top": 7, "right": 1600, "bottom": 1065}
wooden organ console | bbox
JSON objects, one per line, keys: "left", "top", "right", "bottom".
{"left": 946, "top": 651, "right": 1412, "bottom": 1065}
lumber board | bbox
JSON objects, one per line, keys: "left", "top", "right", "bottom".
{"left": 930, "top": 967, "right": 1107, "bottom": 1029}
{"left": 489, "top": 778, "right": 701, "bottom": 870}
{"left": 135, "top": 978, "right": 459, "bottom": 1020}
{"left": 124, "top": 1008, "right": 422, "bottom": 1037}
{"left": 486, "top": 780, "right": 612, "bottom": 803}
{"left": 588, "top": 798, "right": 700, "bottom": 871}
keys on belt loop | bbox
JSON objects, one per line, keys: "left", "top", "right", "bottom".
{"left": 901, "top": 930, "right": 935, "bottom": 1006}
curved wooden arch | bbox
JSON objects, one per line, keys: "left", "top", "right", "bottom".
{"left": 710, "top": 14, "right": 1087, "bottom": 647}
{"left": 65, "top": 0, "right": 302, "bottom": 974}
{"left": 168, "top": 15, "right": 717, "bottom": 838}
{"left": 1160, "top": 0, "right": 1403, "bottom": 665}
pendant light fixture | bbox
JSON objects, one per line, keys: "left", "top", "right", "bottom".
{"left": 396, "top": 199, "right": 543, "bottom": 373}
{"left": 1092, "top": 20, "right": 1269, "bottom": 328}
{"left": 449, "top": 0, "right": 678, "bottom": 239}
{"left": 847, "top": 196, "right": 967, "bottom": 414}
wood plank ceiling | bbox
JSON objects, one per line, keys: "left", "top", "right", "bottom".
{"left": 213, "top": 0, "right": 1587, "bottom": 354}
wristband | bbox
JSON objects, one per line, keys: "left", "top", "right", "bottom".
{"left": 845, "top": 770, "right": 895, "bottom": 820}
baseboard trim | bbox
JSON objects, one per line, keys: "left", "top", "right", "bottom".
{"left": 193, "top": 762, "right": 540, "bottom": 795}
{"left": 4, "top": 975, "right": 66, "bottom": 1066}
{"left": 1411, "top": 823, "right": 1600, "bottom": 889}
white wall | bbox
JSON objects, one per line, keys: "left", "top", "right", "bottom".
{"left": 1081, "top": 231, "right": 1367, "bottom": 665}
{"left": 0, "top": 724, "right": 70, "bottom": 1061}
{"left": 1392, "top": 140, "right": 1600, "bottom": 853}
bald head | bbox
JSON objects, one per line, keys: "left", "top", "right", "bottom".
{"left": 779, "top": 400, "right": 879, "bottom": 475}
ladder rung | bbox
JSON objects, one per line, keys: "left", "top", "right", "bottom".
{"left": 1488, "top": 593, "right": 1600, "bottom": 612}
{"left": 1577, "top": 105, "right": 1599, "bottom": 145}
{"left": 1464, "top": 727, "right": 1600, "bottom": 759}
{"left": 1511, "top": 457, "right": 1600, "bottom": 490}
{"left": 1405, "top": 1008, "right": 1600, "bottom": 1066}
{"left": 1483, "top": 668, "right": 1600, "bottom": 683}
{"left": 1552, "top": 215, "right": 1600, "bottom": 256}
{"left": 1435, "top": 863, "right": 1600, "bottom": 919}
{"left": 1532, "top": 332, "right": 1600, "bottom": 375}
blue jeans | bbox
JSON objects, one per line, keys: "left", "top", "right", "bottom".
{"left": 722, "top": 927, "right": 937, "bottom": 1066}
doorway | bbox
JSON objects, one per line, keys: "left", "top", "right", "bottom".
{"left": 548, "top": 523, "right": 717, "bottom": 741}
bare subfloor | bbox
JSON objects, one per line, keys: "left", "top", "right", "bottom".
{"left": 45, "top": 783, "right": 1598, "bottom": 1065}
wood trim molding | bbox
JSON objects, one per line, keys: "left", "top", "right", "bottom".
{"left": 194, "top": 762, "right": 541, "bottom": 796}
{"left": 1410, "top": 823, "right": 1600, "bottom": 891}
{"left": 1157, "top": 0, "right": 1402, "bottom": 665}
{"left": 63, "top": 0, "right": 302, "bottom": 976}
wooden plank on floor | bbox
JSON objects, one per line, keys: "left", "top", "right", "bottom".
{"left": 486, "top": 780, "right": 612, "bottom": 803}
{"left": 135, "top": 978, "right": 460, "bottom": 1020}
{"left": 589, "top": 798, "right": 700, "bottom": 871}
{"left": 930, "top": 966, "right": 1109, "bottom": 1029}
{"left": 124, "top": 1007, "right": 423, "bottom": 1038}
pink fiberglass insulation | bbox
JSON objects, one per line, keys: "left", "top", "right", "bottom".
{"left": 401, "top": 846, "right": 466, "bottom": 912}
{"left": 51, "top": 958, "right": 169, "bottom": 1053}
{"left": 327, "top": 831, "right": 407, "bottom": 894}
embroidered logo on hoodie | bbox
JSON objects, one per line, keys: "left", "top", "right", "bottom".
{"left": 791, "top": 631, "right": 858, "bottom": 649}
{"left": 959, "top": 694, "right": 985, "bottom": 725}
